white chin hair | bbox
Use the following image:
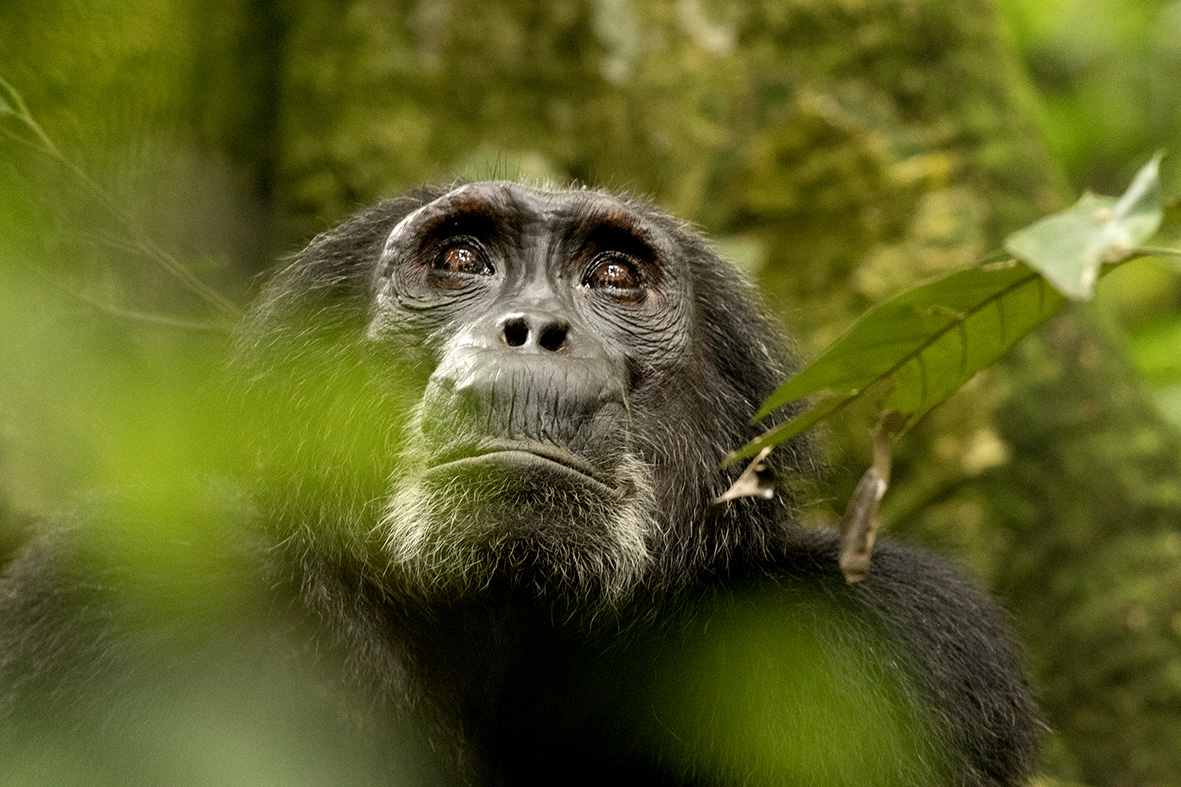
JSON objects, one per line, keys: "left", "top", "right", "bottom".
{"left": 375, "top": 453, "right": 658, "bottom": 603}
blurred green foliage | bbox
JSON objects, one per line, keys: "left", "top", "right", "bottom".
{"left": 1, "top": 0, "right": 1180, "bottom": 785}
{"left": 998, "top": 0, "right": 1181, "bottom": 426}
{"left": 997, "top": 0, "right": 1181, "bottom": 195}
{"left": 649, "top": 584, "right": 947, "bottom": 786}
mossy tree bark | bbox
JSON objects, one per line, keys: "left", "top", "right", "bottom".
{"left": 3, "top": 0, "right": 1180, "bottom": 783}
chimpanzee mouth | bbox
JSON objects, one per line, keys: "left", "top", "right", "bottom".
{"left": 426, "top": 439, "right": 620, "bottom": 494}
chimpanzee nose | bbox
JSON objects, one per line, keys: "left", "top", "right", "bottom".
{"left": 499, "top": 312, "right": 570, "bottom": 353}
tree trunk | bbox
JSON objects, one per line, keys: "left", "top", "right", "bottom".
{"left": 3, "top": 0, "right": 1179, "bottom": 782}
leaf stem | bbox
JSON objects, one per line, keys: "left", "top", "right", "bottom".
{"left": 1132, "top": 246, "right": 1181, "bottom": 259}
{"left": 1, "top": 76, "right": 241, "bottom": 320}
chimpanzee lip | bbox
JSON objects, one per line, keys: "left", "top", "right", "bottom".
{"left": 428, "top": 439, "right": 618, "bottom": 493}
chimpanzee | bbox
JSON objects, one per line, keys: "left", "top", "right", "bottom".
{"left": 0, "top": 181, "right": 1038, "bottom": 785}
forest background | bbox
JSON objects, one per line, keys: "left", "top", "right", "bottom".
{"left": 1, "top": 1, "right": 1180, "bottom": 785}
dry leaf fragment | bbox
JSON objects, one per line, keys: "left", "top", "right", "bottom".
{"left": 838, "top": 411, "right": 909, "bottom": 583}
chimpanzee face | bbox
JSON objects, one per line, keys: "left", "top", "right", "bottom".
{"left": 369, "top": 182, "right": 700, "bottom": 601}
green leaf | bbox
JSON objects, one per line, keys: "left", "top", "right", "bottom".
{"left": 1003, "top": 152, "right": 1165, "bottom": 300}
{"left": 727, "top": 261, "right": 1064, "bottom": 464}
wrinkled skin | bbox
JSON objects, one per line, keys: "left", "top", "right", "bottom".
{"left": 245, "top": 182, "right": 811, "bottom": 607}
{"left": 1, "top": 182, "right": 1040, "bottom": 786}
{"left": 372, "top": 183, "right": 688, "bottom": 600}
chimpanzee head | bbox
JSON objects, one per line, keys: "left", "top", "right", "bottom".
{"left": 238, "top": 181, "right": 809, "bottom": 606}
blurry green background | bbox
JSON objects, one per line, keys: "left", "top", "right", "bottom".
{"left": 1, "top": 1, "right": 1180, "bottom": 785}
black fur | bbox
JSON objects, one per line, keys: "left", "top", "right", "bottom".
{"left": 1, "top": 182, "right": 1038, "bottom": 785}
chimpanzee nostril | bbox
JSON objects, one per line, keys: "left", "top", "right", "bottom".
{"left": 539, "top": 323, "right": 569, "bottom": 353}
{"left": 499, "top": 314, "right": 569, "bottom": 351}
{"left": 501, "top": 317, "right": 529, "bottom": 347}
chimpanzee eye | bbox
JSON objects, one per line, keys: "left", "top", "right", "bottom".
{"left": 434, "top": 243, "right": 492, "bottom": 276}
{"left": 585, "top": 255, "right": 643, "bottom": 298}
